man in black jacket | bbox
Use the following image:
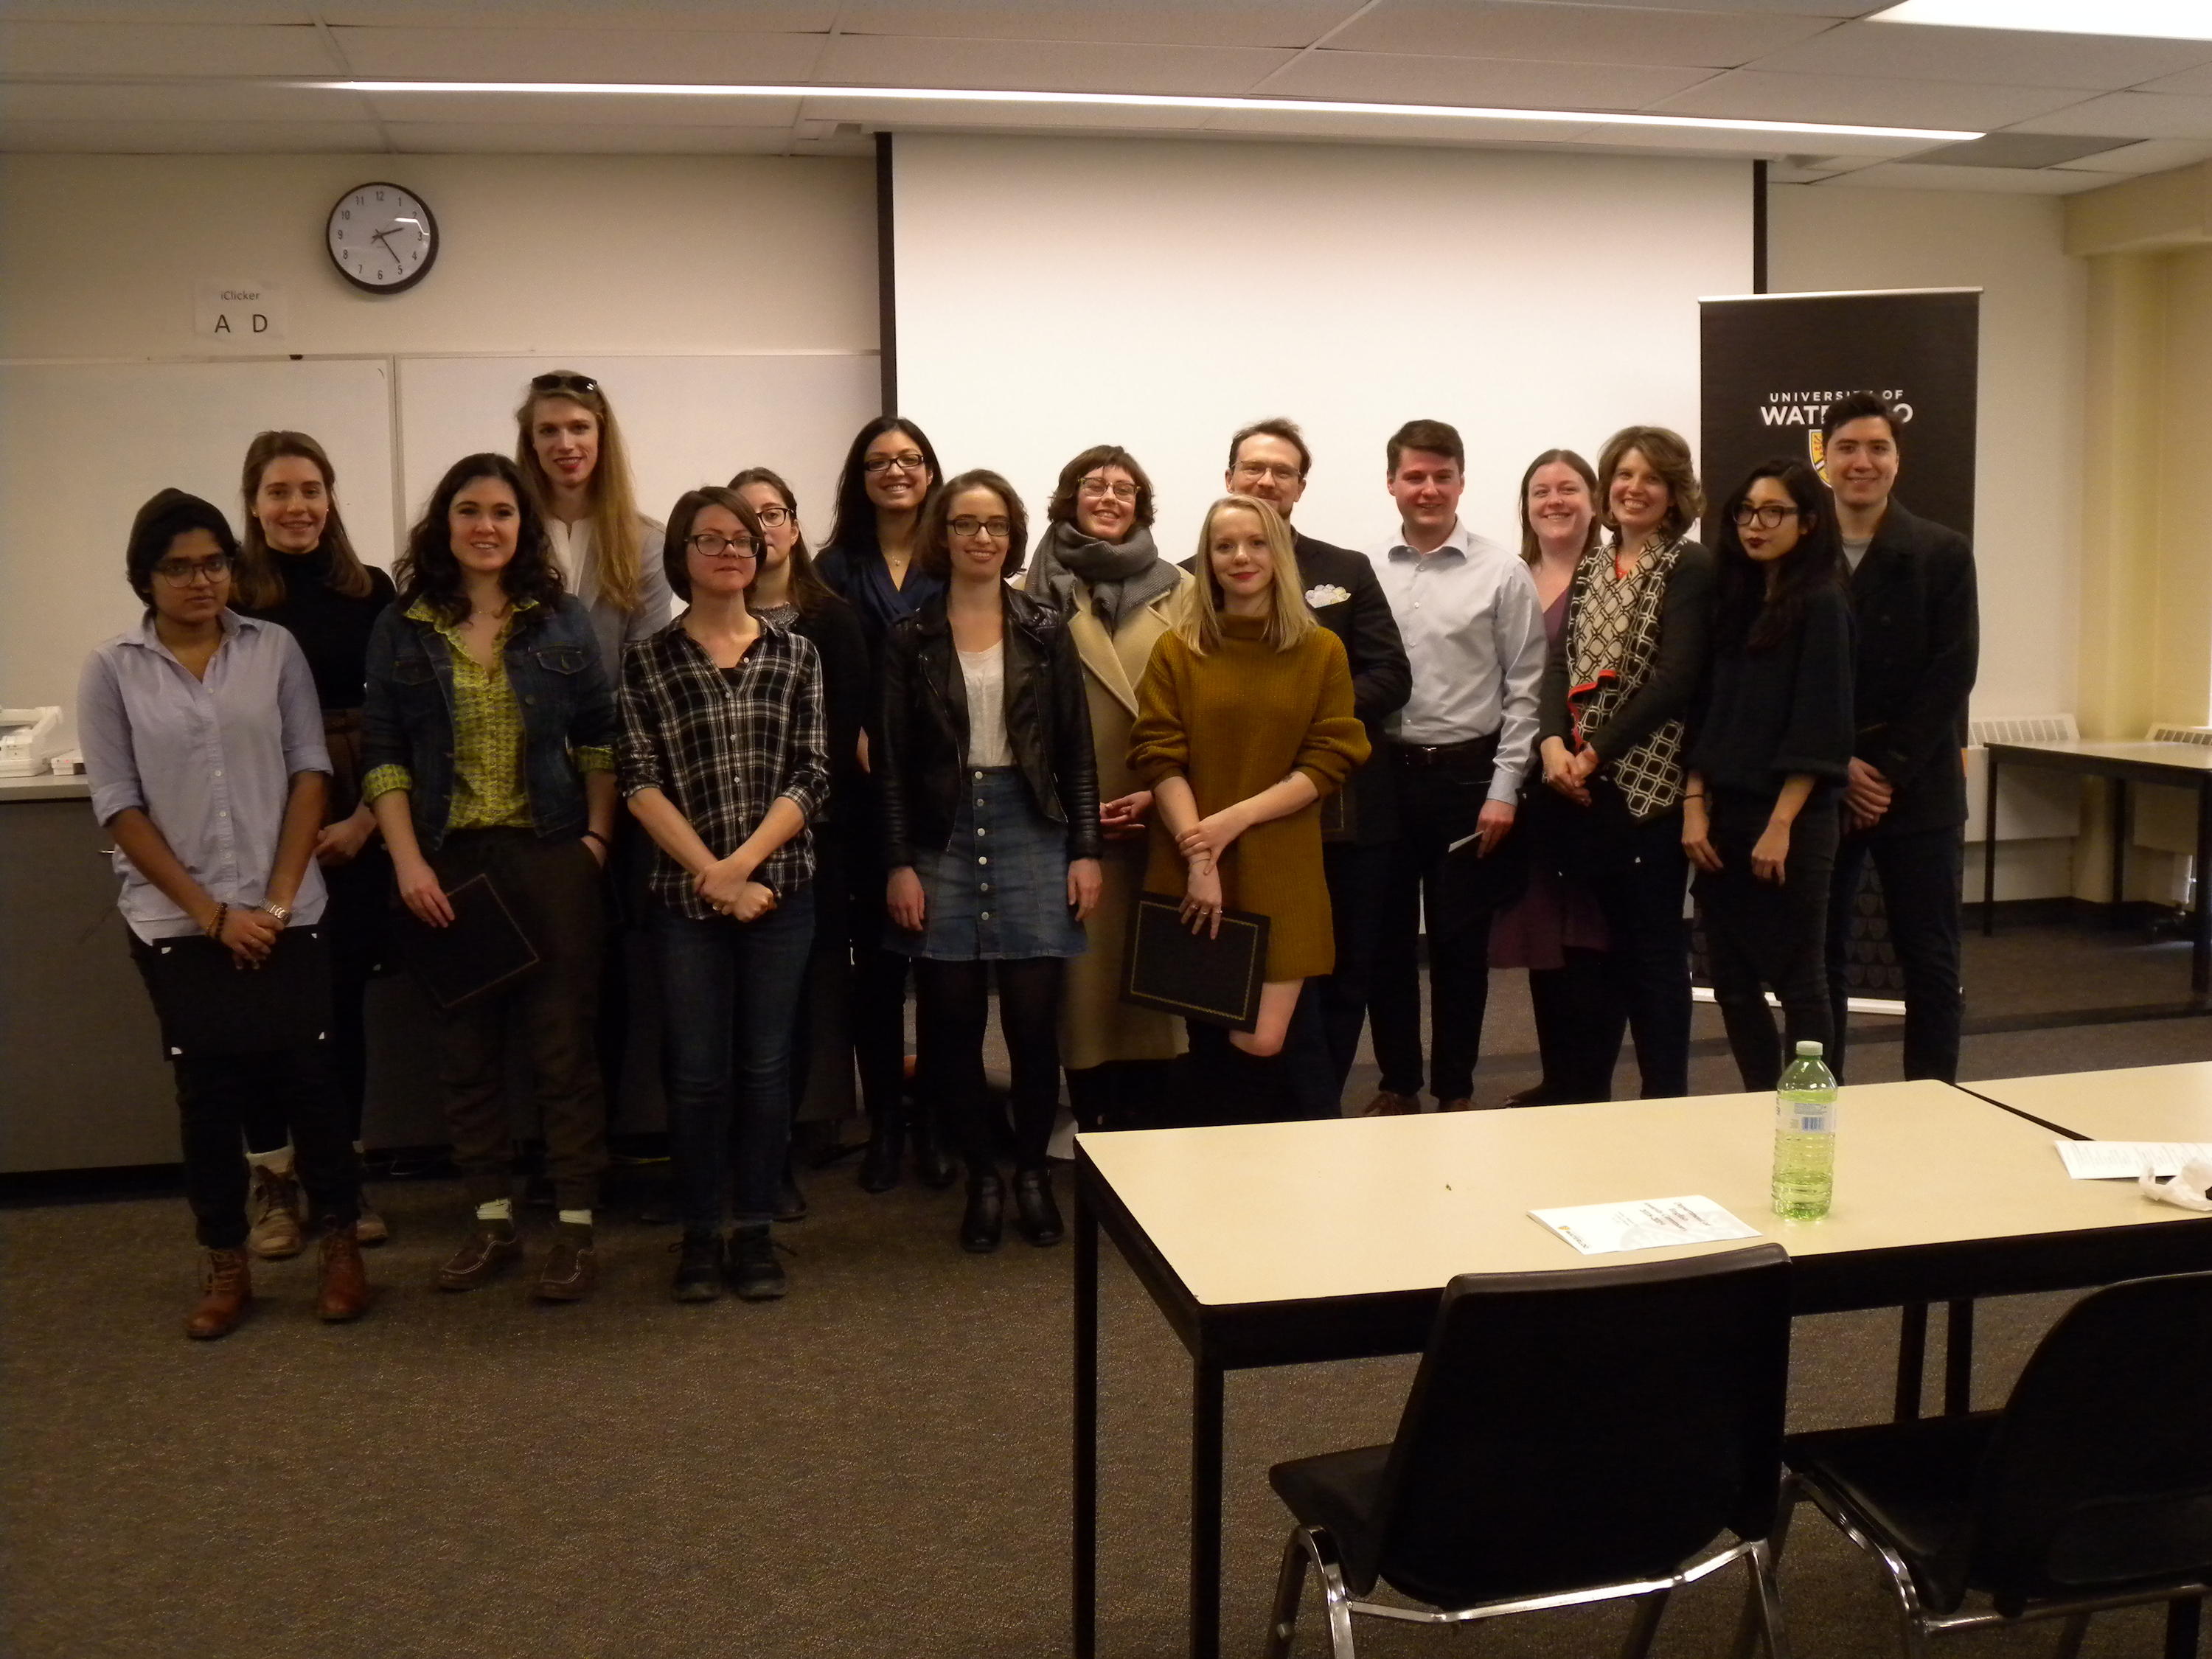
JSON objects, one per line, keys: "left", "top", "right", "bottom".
{"left": 1820, "top": 392, "right": 1979, "bottom": 1082}
{"left": 1225, "top": 418, "right": 1412, "bottom": 1113}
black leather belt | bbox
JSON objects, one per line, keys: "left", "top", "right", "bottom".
{"left": 1388, "top": 734, "right": 1499, "bottom": 771}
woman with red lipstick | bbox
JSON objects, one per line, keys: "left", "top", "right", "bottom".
{"left": 1129, "top": 495, "right": 1368, "bottom": 1121}
{"left": 1683, "top": 459, "right": 1854, "bottom": 1090}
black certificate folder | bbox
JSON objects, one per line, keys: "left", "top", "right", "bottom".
{"left": 403, "top": 872, "right": 540, "bottom": 1012}
{"left": 1121, "top": 891, "right": 1270, "bottom": 1033}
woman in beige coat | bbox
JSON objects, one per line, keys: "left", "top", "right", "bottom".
{"left": 1024, "top": 445, "right": 1189, "bottom": 1129}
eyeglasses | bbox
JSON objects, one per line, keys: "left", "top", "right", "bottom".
{"left": 948, "top": 517, "right": 1012, "bottom": 542}
{"left": 685, "top": 534, "right": 759, "bottom": 560}
{"left": 153, "top": 554, "right": 234, "bottom": 585}
{"left": 530, "top": 372, "right": 599, "bottom": 397}
{"left": 862, "top": 451, "right": 928, "bottom": 476}
{"left": 751, "top": 506, "right": 793, "bottom": 529}
{"left": 1231, "top": 461, "right": 1302, "bottom": 485}
{"left": 1077, "top": 478, "right": 1137, "bottom": 503}
{"left": 1731, "top": 503, "right": 1802, "bottom": 529}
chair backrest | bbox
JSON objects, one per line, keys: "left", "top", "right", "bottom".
{"left": 1967, "top": 1270, "right": 2212, "bottom": 1617}
{"left": 1362, "top": 1243, "right": 1792, "bottom": 1610}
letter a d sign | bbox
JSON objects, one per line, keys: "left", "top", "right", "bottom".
{"left": 194, "top": 279, "right": 288, "bottom": 345}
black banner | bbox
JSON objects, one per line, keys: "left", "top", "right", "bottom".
{"left": 1698, "top": 288, "right": 1980, "bottom": 539}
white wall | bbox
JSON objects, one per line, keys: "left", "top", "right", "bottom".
{"left": 895, "top": 136, "right": 1752, "bottom": 560}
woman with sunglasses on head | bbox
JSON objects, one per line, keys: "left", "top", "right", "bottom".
{"left": 1537, "top": 425, "right": 1715, "bottom": 1100}
{"left": 877, "top": 471, "right": 1101, "bottom": 1253}
{"left": 622, "top": 489, "right": 827, "bottom": 1301}
{"left": 79, "top": 490, "right": 368, "bottom": 1338}
{"left": 816, "top": 416, "right": 955, "bottom": 1193}
{"left": 1128, "top": 496, "right": 1369, "bottom": 1121}
{"left": 726, "top": 465, "right": 869, "bottom": 1220}
{"left": 1023, "top": 445, "right": 1189, "bottom": 1133}
{"left": 230, "top": 429, "right": 399, "bottom": 1254}
{"left": 362, "top": 453, "right": 619, "bottom": 1302}
{"left": 1683, "top": 460, "right": 1854, "bottom": 1090}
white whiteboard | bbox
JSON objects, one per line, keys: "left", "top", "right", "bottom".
{"left": 895, "top": 136, "right": 1753, "bottom": 560}
{"left": 0, "top": 357, "right": 397, "bottom": 717}
{"left": 395, "top": 354, "right": 879, "bottom": 545}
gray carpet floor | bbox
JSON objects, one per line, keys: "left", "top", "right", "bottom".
{"left": 3, "top": 917, "right": 2205, "bottom": 1659}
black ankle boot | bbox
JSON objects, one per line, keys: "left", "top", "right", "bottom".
{"left": 858, "top": 1110, "right": 903, "bottom": 1193}
{"left": 912, "top": 1102, "right": 958, "bottom": 1189}
{"left": 1012, "top": 1166, "right": 1064, "bottom": 1247}
{"left": 959, "top": 1172, "right": 1004, "bottom": 1253}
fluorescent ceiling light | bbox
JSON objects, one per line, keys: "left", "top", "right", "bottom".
{"left": 1871, "top": 0, "right": 2212, "bottom": 40}
{"left": 312, "top": 80, "right": 1980, "bottom": 145}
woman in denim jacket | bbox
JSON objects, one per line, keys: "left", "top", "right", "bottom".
{"left": 362, "top": 453, "right": 620, "bottom": 1303}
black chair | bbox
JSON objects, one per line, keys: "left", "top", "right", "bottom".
{"left": 1264, "top": 1244, "right": 1794, "bottom": 1659}
{"left": 1780, "top": 1269, "right": 2212, "bottom": 1659}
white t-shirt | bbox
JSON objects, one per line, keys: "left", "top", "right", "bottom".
{"left": 545, "top": 516, "right": 597, "bottom": 606}
{"left": 959, "top": 643, "right": 1012, "bottom": 768}
{"left": 1843, "top": 535, "right": 1874, "bottom": 574}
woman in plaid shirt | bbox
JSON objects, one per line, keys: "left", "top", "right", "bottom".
{"left": 619, "top": 487, "right": 829, "bottom": 1304}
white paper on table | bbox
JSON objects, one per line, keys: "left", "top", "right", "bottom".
{"left": 2053, "top": 1141, "right": 2212, "bottom": 1180}
{"left": 1529, "top": 1194, "right": 1762, "bottom": 1256}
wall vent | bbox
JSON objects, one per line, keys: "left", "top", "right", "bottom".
{"left": 2146, "top": 724, "right": 2212, "bottom": 747}
{"left": 1967, "top": 714, "right": 2079, "bottom": 746}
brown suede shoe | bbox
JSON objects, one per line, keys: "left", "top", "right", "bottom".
{"left": 1438, "top": 1096, "right": 1477, "bottom": 1113}
{"left": 533, "top": 1228, "right": 597, "bottom": 1303}
{"left": 186, "top": 1248, "right": 253, "bottom": 1340}
{"left": 246, "top": 1166, "right": 305, "bottom": 1260}
{"left": 437, "top": 1225, "right": 521, "bottom": 1292}
{"left": 1359, "top": 1089, "right": 1418, "bottom": 1117}
{"left": 316, "top": 1228, "right": 371, "bottom": 1322}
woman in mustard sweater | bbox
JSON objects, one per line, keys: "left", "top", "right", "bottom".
{"left": 1129, "top": 495, "right": 1368, "bottom": 1121}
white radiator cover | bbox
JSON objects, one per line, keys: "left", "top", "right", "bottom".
{"left": 1964, "top": 715, "right": 2082, "bottom": 844}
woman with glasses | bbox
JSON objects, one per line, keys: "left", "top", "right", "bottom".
{"left": 1683, "top": 459, "right": 1854, "bottom": 1089}
{"left": 1023, "top": 445, "right": 1188, "bottom": 1132}
{"left": 817, "top": 417, "right": 954, "bottom": 1193}
{"left": 622, "top": 489, "right": 828, "bottom": 1301}
{"left": 230, "top": 429, "right": 399, "bottom": 1254}
{"left": 877, "top": 471, "right": 1102, "bottom": 1252}
{"left": 1128, "top": 496, "right": 1369, "bottom": 1119}
{"left": 1537, "top": 426, "right": 1715, "bottom": 1100}
{"left": 362, "top": 453, "right": 619, "bottom": 1302}
{"left": 726, "top": 465, "right": 869, "bottom": 1221}
{"left": 79, "top": 490, "right": 368, "bottom": 1338}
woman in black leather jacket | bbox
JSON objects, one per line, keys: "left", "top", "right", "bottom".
{"left": 878, "top": 470, "right": 1102, "bottom": 1253}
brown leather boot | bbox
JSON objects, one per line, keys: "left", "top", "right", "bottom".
{"left": 186, "top": 1248, "right": 253, "bottom": 1340}
{"left": 316, "top": 1227, "right": 371, "bottom": 1323}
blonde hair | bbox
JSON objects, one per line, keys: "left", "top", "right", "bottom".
{"left": 515, "top": 372, "right": 647, "bottom": 615}
{"left": 1174, "top": 495, "right": 1315, "bottom": 655}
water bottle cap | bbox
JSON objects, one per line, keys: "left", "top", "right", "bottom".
{"left": 1795, "top": 1041, "right": 1823, "bottom": 1057}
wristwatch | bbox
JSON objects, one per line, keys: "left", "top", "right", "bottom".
{"left": 262, "top": 902, "right": 292, "bottom": 924}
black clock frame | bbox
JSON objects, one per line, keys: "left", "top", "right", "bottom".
{"left": 327, "top": 181, "right": 439, "bottom": 296}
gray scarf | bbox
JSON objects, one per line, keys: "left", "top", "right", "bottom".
{"left": 1029, "top": 519, "right": 1179, "bottom": 633}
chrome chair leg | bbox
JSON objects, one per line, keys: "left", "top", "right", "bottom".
{"left": 1747, "top": 1539, "right": 1795, "bottom": 1659}
{"left": 1301, "top": 1528, "right": 1360, "bottom": 1659}
{"left": 1620, "top": 1588, "right": 1671, "bottom": 1659}
{"left": 1731, "top": 1474, "right": 1802, "bottom": 1659}
{"left": 2051, "top": 1610, "right": 2092, "bottom": 1659}
{"left": 1265, "top": 1528, "right": 1310, "bottom": 1659}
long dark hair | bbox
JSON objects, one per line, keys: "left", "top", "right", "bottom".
{"left": 1712, "top": 458, "right": 1846, "bottom": 654}
{"left": 395, "top": 453, "right": 563, "bottom": 626}
{"left": 234, "top": 430, "right": 376, "bottom": 608}
{"left": 728, "top": 465, "right": 838, "bottom": 616}
{"left": 824, "top": 416, "right": 942, "bottom": 563}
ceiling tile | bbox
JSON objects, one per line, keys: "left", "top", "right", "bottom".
{"left": 1197, "top": 104, "right": 1596, "bottom": 145}
{"left": 2008, "top": 91, "right": 2212, "bottom": 141}
{"left": 1819, "top": 159, "right": 2108, "bottom": 194}
{"left": 1740, "top": 18, "right": 2212, "bottom": 92}
{"left": 1566, "top": 121, "right": 1925, "bottom": 159}
{"left": 331, "top": 26, "right": 824, "bottom": 81}
{"left": 1258, "top": 50, "right": 1711, "bottom": 109}
{"left": 0, "top": 80, "right": 375, "bottom": 122}
{"left": 364, "top": 89, "right": 800, "bottom": 127}
{"left": 1331, "top": 1, "right": 1836, "bottom": 70}
{"left": 383, "top": 119, "right": 800, "bottom": 153}
{"left": 1652, "top": 69, "right": 2084, "bottom": 131}
{"left": 0, "top": 4, "right": 307, "bottom": 19}
{"left": 813, "top": 34, "right": 1297, "bottom": 96}
{"left": 0, "top": 117, "right": 386, "bottom": 152}
{"left": 834, "top": 1, "right": 1358, "bottom": 49}
{"left": 2052, "top": 136, "right": 2212, "bottom": 174}
{"left": 1911, "top": 131, "right": 2132, "bottom": 168}
{"left": 0, "top": 20, "right": 337, "bottom": 76}
{"left": 795, "top": 94, "right": 1209, "bottom": 133}
{"left": 321, "top": 1, "right": 836, "bottom": 25}
{"left": 2136, "top": 62, "right": 2212, "bottom": 97}
{"left": 1550, "top": 0, "right": 1886, "bottom": 11}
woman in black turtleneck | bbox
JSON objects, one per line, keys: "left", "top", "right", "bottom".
{"left": 232, "top": 429, "right": 397, "bottom": 1252}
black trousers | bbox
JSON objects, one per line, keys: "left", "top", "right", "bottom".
{"left": 914, "top": 957, "right": 1062, "bottom": 1173}
{"left": 1284, "top": 837, "right": 1395, "bottom": 1117}
{"left": 1527, "top": 947, "right": 1625, "bottom": 1104}
{"left": 1697, "top": 791, "right": 1840, "bottom": 1093}
{"left": 1557, "top": 784, "right": 1693, "bottom": 1099}
{"left": 240, "top": 848, "right": 386, "bottom": 1156}
{"left": 1825, "top": 824, "right": 1966, "bottom": 1084}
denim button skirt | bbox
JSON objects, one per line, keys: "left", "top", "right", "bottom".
{"left": 893, "top": 767, "right": 1087, "bottom": 962}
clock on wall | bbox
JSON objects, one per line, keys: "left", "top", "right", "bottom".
{"left": 326, "top": 181, "right": 438, "bottom": 294}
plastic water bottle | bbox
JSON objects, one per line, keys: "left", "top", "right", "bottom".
{"left": 1772, "top": 1041, "right": 1838, "bottom": 1220}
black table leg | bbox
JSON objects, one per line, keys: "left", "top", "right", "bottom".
{"left": 1192, "top": 1354, "right": 1225, "bottom": 1659}
{"left": 1983, "top": 749, "right": 2000, "bottom": 936}
{"left": 2165, "top": 1593, "right": 2201, "bottom": 1659}
{"left": 2112, "top": 777, "right": 2132, "bottom": 926}
{"left": 1893, "top": 1303, "right": 1928, "bottom": 1420}
{"left": 2194, "top": 779, "right": 2211, "bottom": 1000}
{"left": 1943, "top": 1299, "right": 1975, "bottom": 1415}
{"left": 1075, "top": 1183, "right": 1099, "bottom": 1659}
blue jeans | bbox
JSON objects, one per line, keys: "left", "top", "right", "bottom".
{"left": 648, "top": 890, "right": 815, "bottom": 1234}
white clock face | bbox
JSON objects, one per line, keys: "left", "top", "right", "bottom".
{"left": 327, "top": 182, "right": 437, "bottom": 295}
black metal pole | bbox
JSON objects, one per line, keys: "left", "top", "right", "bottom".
{"left": 874, "top": 131, "right": 897, "bottom": 417}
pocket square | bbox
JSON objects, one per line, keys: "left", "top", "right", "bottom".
{"left": 1304, "top": 583, "right": 1350, "bottom": 607}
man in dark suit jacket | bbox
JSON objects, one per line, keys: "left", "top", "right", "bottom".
{"left": 1820, "top": 392, "right": 1979, "bottom": 1083}
{"left": 1225, "top": 418, "right": 1411, "bottom": 1111}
